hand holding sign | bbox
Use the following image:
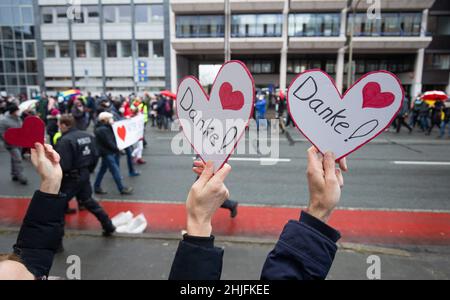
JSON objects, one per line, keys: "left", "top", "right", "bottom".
{"left": 176, "top": 60, "right": 255, "bottom": 171}
{"left": 287, "top": 70, "right": 404, "bottom": 160}
{"left": 4, "top": 116, "right": 45, "bottom": 148}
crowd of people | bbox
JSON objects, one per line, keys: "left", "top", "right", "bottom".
{"left": 273, "top": 92, "right": 450, "bottom": 138}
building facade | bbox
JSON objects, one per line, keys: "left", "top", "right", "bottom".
{"left": 169, "top": 0, "right": 450, "bottom": 99}
{"left": 0, "top": 0, "right": 40, "bottom": 98}
{"left": 1, "top": 0, "right": 171, "bottom": 97}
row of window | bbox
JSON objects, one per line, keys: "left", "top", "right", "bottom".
{"left": 0, "top": 74, "right": 38, "bottom": 86}
{"left": 0, "top": 41, "right": 36, "bottom": 59}
{"left": 0, "top": 59, "right": 37, "bottom": 74}
{"left": 0, "top": 26, "right": 35, "bottom": 40}
{"left": 175, "top": 12, "right": 425, "bottom": 38}
{"left": 41, "top": 5, "right": 163, "bottom": 25}
{"left": 44, "top": 40, "right": 164, "bottom": 59}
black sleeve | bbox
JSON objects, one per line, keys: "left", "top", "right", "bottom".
{"left": 97, "top": 128, "right": 119, "bottom": 152}
{"left": 13, "top": 190, "right": 66, "bottom": 278}
{"left": 54, "top": 138, "right": 73, "bottom": 173}
{"left": 169, "top": 234, "right": 223, "bottom": 280}
{"left": 260, "top": 211, "right": 341, "bottom": 280}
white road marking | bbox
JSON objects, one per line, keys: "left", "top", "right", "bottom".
{"left": 192, "top": 157, "right": 291, "bottom": 163}
{"left": 392, "top": 161, "right": 450, "bottom": 166}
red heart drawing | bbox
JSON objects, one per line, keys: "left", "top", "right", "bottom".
{"left": 362, "top": 82, "right": 395, "bottom": 109}
{"left": 117, "top": 125, "right": 127, "bottom": 141}
{"left": 219, "top": 82, "right": 245, "bottom": 111}
{"left": 176, "top": 60, "right": 255, "bottom": 171}
{"left": 4, "top": 116, "right": 45, "bottom": 148}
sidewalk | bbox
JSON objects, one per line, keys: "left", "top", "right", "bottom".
{"left": 0, "top": 228, "right": 449, "bottom": 280}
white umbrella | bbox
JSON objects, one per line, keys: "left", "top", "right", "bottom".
{"left": 19, "top": 100, "right": 38, "bottom": 112}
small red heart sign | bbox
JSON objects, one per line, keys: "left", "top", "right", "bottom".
{"left": 4, "top": 116, "right": 45, "bottom": 148}
{"left": 219, "top": 82, "right": 245, "bottom": 111}
{"left": 117, "top": 125, "right": 127, "bottom": 141}
{"left": 288, "top": 70, "right": 404, "bottom": 160}
{"left": 362, "top": 82, "right": 395, "bottom": 109}
{"left": 176, "top": 60, "right": 255, "bottom": 171}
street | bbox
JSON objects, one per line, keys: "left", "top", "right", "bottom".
{"left": 1, "top": 126, "right": 449, "bottom": 211}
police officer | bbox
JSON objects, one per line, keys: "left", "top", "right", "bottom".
{"left": 55, "top": 114, "right": 115, "bottom": 237}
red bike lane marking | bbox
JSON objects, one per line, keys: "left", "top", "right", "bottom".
{"left": 0, "top": 198, "right": 449, "bottom": 245}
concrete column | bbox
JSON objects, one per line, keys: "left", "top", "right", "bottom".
{"left": 279, "top": 0, "right": 289, "bottom": 92}
{"left": 336, "top": 47, "right": 346, "bottom": 93}
{"left": 131, "top": 0, "right": 137, "bottom": 94}
{"left": 169, "top": 9, "right": 177, "bottom": 91}
{"left": 340, "top": 7, "right": 347, "bottom": 37}
{"left": 446, "top": 73, "right": 450, "bottom": 95}
{"left": 32, "top": 0, "right": 45, "bottom": 93}
{"left": 421, "top": 9, "right": 429, "bottom": 37}
{"left": 99, "top": 0, "right": 106, "bottom": 93}
{"left": 163, "top": 0, "right": 171, "bottom": 90}
{"left": 68, "top": 19, "right": 76, "bottom": 88}
{"left": 411, "top": 48, "right": 425, "bottom": 98}
{"left": 224, "top": 0, "right": 231, "bottom": 62}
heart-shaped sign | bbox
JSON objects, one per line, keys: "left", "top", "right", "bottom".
{"left": 176, "top": 60, "right": 255, "bottom": 171}
{"left": 287, "top": 70, "right": 404, "bottom": 160}
{"left": 4, "top": 116, "right": 45, "bottom": 148}
{"left": 117, "top": 125, "right": 127, "bottom": 142}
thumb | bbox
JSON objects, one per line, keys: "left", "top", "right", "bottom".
{"left": 196, "top": 161, "right": 214, "bottom": 187}
{"left": 34, "top": 143, "right": 45, "bottom": 161}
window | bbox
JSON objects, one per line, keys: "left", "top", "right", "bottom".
{"left": 435, "top": 16, "right": 450, "bottom": 35}
{"left": 135, "top": 5, "right": 149, "bottom": 23}
{"left": 349, "top": 13, "right": 421, "bottom": 37}
{"left": 89, "top": 41, "right": 101, "bottom": 58}
{"left": 86, "top": 6, "right": 100, "bottom": 23}
{"left": 0, "top": 6, "right": 13, "bottom": 26}
{"left": 289, "top": 13, "right": 340, "bottom": 37}
{"left": 121, "top": 41, "right": 132, "bottom": 57}
{"left": 118, "top": 6, "right": 131, "bottom": 23}
{"left": 176, "top": 15, "right": 225, "bottom": 38}
{"left": 425, "top": 54, "right": 450, "bottom": 70}
{"left": 5, "top": 60, "right": 16, "bottom": 73}
{"left": 24, "top": 41, "right": 35, "bottom": 58}
{"left": 21, "top": 6, "right": 33, "bottom": 25}
{"left": 22, "top": 26, "right": 34, "bottom": 39}
{"left": 231, "top": 14, "right": 282, "bottom": 37}
{"left": 106, "top": 41, "right": 117, "bottom": 57}
{"left": 41, "top": 7, "right": 54, "bottom": 24}
{"left": 75, "top": 41, "right": 86, "bottom": 58}
{"left": 3, "top": 42, "right": 15, "bottom": 58}
{"left": 153, "top": 40, "right": 163, "bottom": 58}
{"left": 25, "top": 60, "right": 37, "bottom": 73}
{"left": 55, "top": 7, "right": 68, "bottom": 24}
{"left": 138, "top": 41, "right": 149, "bottom": 57}
{"left": 44, "top": 43, "right": 56, "bottom": 58}
{"left": 150, "top": 5, "right": 164, "bottom": 22}
{"left": 59, "top": 42, "right": 70, "bottom": 58}
{"left": 103, "top": 6, "right": 116, "bottom": 23}
{"left": 2, "top": 27, "right": 13, "bottom": 39}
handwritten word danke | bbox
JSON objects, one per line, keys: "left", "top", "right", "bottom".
{"left": 179, "top": 87, "right": 238, "bottom": 153}
{"left": 293, "top": 77, "right": 350, "bottom": 135}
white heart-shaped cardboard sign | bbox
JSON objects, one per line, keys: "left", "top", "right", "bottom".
{"left": 176, "top": 60, "right": 255, "bottom": 171}
{"left": 288, "top": 70, "right": 404, "bottom": 160}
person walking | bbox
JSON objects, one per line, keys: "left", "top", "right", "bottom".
{"left": 0, "top": 105, "right": 28, "bottom": 185}
{"left": 55, "top": 114, "right": 116, "bottom": 237}
{"left": 94, "top": 112, "right": 133, "bottom": 195}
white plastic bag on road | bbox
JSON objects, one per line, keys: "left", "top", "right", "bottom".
{"left": 111, "top": 211, "right": 148, "bottom": 234}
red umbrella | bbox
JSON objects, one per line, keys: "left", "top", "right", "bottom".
{"left": 160, "top": 90, "right": 176, "bottom": 99}
{"left": 421, "top": 91, "right": 448, "bottom": 101}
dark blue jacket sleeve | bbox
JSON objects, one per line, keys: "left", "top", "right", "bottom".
{"left": 169, "top": 234, "right": 223, "bottom": 280}
{"left": 260, "top": 211, "right": 341, "bottom": 280}
{"left": 13, "top": 190, "right": 66, "bottom": 279}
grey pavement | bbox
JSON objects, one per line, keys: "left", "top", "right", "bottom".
{"left": 0, "top": 126, "right": 450, "bottom": 210}
{"left": 1, "top": 229, "right": 449, "bottom": 280}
